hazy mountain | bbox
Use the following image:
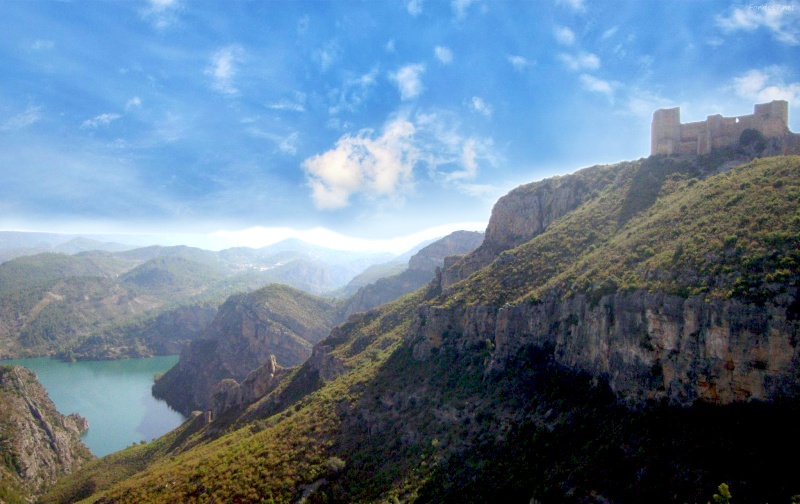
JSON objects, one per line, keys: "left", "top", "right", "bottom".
{"left": 0, "top": 239, "right": 408, "bottom": 360}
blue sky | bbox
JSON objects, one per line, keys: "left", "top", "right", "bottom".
{"left": 1, "top": 0, "right": 798, "bottom": 251}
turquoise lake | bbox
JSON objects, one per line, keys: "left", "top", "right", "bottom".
{"left": 0, "top": 355, "right": 185, "bottom": 457}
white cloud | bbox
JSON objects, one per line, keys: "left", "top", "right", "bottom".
{"left": 507, "top": 55, "right": 531, "bottom": 72}
{"left": 329, "top": 68, "right": 379, "bottom": 114}
{"left": 81, "top": 113, "right": 122, "bottom": 129}
{"left": 302, "top": 117, "right": 418, "bottom": 209}
{"left": 471, "top": 96, "right": 493, "bottom": 117}
{"left": 554, "top": 25, "right": 576, "bottom": 46}
{"left": 279, "top": 132, "right": 300, "bottom": 155}
{"left": 205, "top": 45, "right": 243, "bottom": 95}
{"left": 558, "top": 52, "right": 600, "bottom": 71}
{"left": 407, "top": 0, "right": 423, "bottom": 16}
{"left": 580, "top": 74, "right": 614, "bottom": 96}
{"left": 452, "top": 0, "right": 477, "bottom": 19}
{"left": 558, "top": 0, "right": 585, "bottom": 12}
{"left": 141, "top": 0, "right": 180, "bottom": 29}
{"left": 303, "top": 111, "right": 498, "bottom": 209}
{"left": 386, "top": 39, "right": 396, "bottom": 53}
{"left": 30, "top": 39, "right": 54, "bottom": 51}
{"left": 313, "top": 41, "right": 341, "bottom": 72}
{"left": 268, "top": 91, "right": 307, "bottom": 113}
{"left": 733, "top": 67, "right": 800, "bottom": 103}
{"left": 434, "top": 46, "right": 453, "bottom": 64}
{"left": 391, "top": 63, "right": 426, "bottom": 101}
{"left": 125, "top": 96, "right": 142, "bottom": 111}
{"left": 717, "top": 1, "right": 800, "bottom": 45}
{"left": 2, "top": 105, "right": 42, "bottom": 131}
{"left": 601, "top": 26, "right": 618, "bottom": 40}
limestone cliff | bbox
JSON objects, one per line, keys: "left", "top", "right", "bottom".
{"left": 443, "top": 163, "right": 624, "bottom": 288}
{"left": 152, "top": 284, "right": 338, "bottom": 415}
{"left": 411, "top": 289, "right": 800, "bottom": 406}
{"left": 0, "top": 366, "right": 92, "bottom": 502}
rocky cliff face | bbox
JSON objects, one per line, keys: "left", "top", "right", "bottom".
{"left": 153, "top": 284, "right": 338, "bottom": 415}
{"left": 411, "top": 289, "right": 800, "bottom": 406}
{"left": 443, "top": 164, "right": 623, "bottom": 288}
{"left": 0, "top": 366, "right": 92, "bottom": 501}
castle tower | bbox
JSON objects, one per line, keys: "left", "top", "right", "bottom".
{"left": 651, "top": 107, "right": 680, "bottom": 155}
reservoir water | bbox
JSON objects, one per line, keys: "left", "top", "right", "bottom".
{"left": 0, "top": 355, "right": 185, "bottom": 457}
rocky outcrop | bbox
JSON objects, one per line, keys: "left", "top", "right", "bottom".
{"left": 153, "top": 285, "right": 338, "bottom": 415}
{"left": 443, "top": 164, "right": 623, "bottom": 288}
{"left": 210, "top": 355, "right": 285, "bottom": 419}
{"left": 0, "top": 366, "right": 93, "bottom": 500}
{"left": 411, "top": 289, "right": 800, "bottom": 406}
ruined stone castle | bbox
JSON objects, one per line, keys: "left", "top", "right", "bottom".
{"left": 651, "top": 100, "right": 796, "bottom": 156}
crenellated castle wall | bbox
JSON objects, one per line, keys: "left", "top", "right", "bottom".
{"left": 651, "top": 100, "right": 792, "bottom": 156}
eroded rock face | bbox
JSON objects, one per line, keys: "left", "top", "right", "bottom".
{"left": 443, "top": 166, "right": 622, "bottom": 288}
{"left": 411, "top": 290, "right": 800, "bottom": 406}
{"left": 0, "top": 366, "right": 92, "bottom": 499}
{"left": 210, "top": 355, "right": 284, "bottom": 419}
{"left": 153, "top": 286, "right": 337, "bottom": 415}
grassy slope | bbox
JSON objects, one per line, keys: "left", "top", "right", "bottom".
{"left": 43, "top": 155, "right": 800, "bottom": 504}
{"left": 46, "top": 290, "right": 424, "bottom": 504}
{"left": 445, "top": 155, "right": 800, "bottom": 308}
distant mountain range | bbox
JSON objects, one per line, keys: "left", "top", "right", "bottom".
{"left": 0, "top": 232, "right": 483, "bottom": 362}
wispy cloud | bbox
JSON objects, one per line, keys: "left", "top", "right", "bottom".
{"left": 81, "top": 113, "right": 122, "bottom": 129}
{"left": 2, "top": 105, "right": 42, "bottom": 131}
{"left": 141, "top": 0, "right": 181, "bottom": 29}
{"left": 434, "top": 46, "right": 453, "bottom": 65}
{"left": 580, "top": 74, "right": 614, "bottom": 97}
{"left": 313, "top": 40, "right": 341, "bottom": 72}
{"left": 125, "top": 97, "right": 142, "bottom": 111}
{"left": 452, "top": 0, "right": 477, "bottom": 20}
{"left": 268, "top": 91, "right": 307, "bottom": 113}
{"left": 407, "top": 0, "right": 423, "bottom": 16}
{"left": 554, "top": 25, "right": 576, "bottom": 46}
{"left": 601, "top": 26, "right": 618, "bottom": 40}
{"left": 470, "top": 96, "right": 493, "bottom": 117}
{"left": 30, "top": 39, "right": 54, "bottom": 51}
{"left": 732, "top": 67, "right": 800, "bottom": 103}
{"left": 507, "top": 54, "right": 532, "bottom": 72}
{"left": 717, "top": 1, "right": 800, "bottom": 45}
{"left": 205, "top": 45, "right": 243, "bottom": 95}
{"left": 391, "top": 63, "right": 426, "bottom": 101}
{"left": 329, "top": 69, "right": 379, "bottom": 114}
{"left": 558, "top": 0, "right": 585, "bottom": 12}
{"left": 302, "top": 117, "right": 418, "bottom": 209}
{"left": 558, "top": 52, "right": 600, "bottom": 71}
{"left": 279, "top": 132, "right": 300, "bottom": 155}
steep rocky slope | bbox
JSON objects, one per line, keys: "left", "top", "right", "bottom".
{"left": 152, "top": 284, "right": 340, "bottom": 415}
{"left": 0, "top": 366, "right": 92, "bottom": 503}
{"left": 45, "top": 153, "right": 800, "bottom": 504}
